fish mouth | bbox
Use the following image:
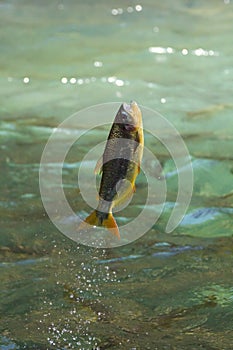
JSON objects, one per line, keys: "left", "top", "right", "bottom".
{"left": 122, "top": 101, "right": 137, "bottom": 114}
{"left": 121, "top": 101, "right": 139, "bottom": 130}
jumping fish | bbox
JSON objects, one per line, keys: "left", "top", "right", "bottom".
{"left": 79, "top": 101, "right": 144, "bottom": 239}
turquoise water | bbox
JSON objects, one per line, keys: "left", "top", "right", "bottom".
{"left": 1, "top": 0, "right": 233, "bottom": 349}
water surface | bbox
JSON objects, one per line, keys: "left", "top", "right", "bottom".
{"left": 1, "top": 0, "right": 233, "bottom": 349}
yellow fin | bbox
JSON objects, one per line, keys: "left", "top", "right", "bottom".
{"left": 78, "top": 210, "right": 120, "bottom": 239}
{"left": 84, "top": 210, "right": 99, "bottom": 226}
{"left": 78, "top": 210, "right": 99, "bottom": 232}
{"left": 102, "top": 213, "right": 120, "bottom": 239}
{"left": 94, "top": 156, "right": 103, "bottom": 175}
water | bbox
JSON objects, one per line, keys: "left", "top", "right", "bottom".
{"left": 1, "top": 0, "right": 233, "bottom": 348}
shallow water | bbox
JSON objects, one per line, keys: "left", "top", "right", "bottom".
{"left": 1, "top": 0, "right": 233, "bottom": 349}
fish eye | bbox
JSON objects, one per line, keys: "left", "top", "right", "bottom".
{"left": 121, "top": 111, "right": 130, "bottom": 123}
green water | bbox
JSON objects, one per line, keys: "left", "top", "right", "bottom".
{"left": 1, "top": 0, "right": 233, "bottom": 349}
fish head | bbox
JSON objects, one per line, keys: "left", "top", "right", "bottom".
{"left": 117, "top": 101, "right": 142, "bottom": 131}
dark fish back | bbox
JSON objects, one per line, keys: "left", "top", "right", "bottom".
{"left": 99, "top": 123, "right": 139, "bottom": 202}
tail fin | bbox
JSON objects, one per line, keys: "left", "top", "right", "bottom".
{"left": 102, "top": 213, "right": 120, "bottom": 239}
{"left": 84, "top": 210, "right": 99, "bottom": 226}
{"left": 78, "top": 210, "right": 120, "bottom": 239}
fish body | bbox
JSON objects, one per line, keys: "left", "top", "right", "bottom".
{"left": 80, "top": 101, "right": 144, "bottom": 238}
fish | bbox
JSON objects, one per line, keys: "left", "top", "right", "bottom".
{"left": 79, "top": 101, "right": 144, "bottom": 239}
